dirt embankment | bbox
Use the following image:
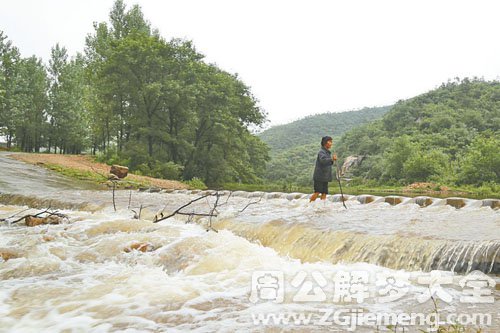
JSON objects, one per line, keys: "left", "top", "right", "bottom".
{"left": 9, "top": 153, "right": 188, "bottom": 190}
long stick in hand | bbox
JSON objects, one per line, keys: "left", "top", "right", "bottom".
{"left": 334, "top": 160, "right": 347, "bottom": 209}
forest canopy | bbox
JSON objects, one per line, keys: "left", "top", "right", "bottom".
{"left": 259, "top": 79, "right": 499, "bottom": 188}
{"left": 0, "top": 0, "right": 268, "bottom": 186}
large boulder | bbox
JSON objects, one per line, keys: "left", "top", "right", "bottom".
{"left": 110, "top": 165, "right": 129, "bottom": 179}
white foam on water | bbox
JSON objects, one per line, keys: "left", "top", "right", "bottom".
{"left": 1, "top": 194, "right": 499, "bottom": 332}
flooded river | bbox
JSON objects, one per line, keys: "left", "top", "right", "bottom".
{"left": 0, "top": 153, "right": 499, "bottom": 332}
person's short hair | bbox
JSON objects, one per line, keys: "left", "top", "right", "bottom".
{"left": 321, "top": 136, "right": 333, "bottom": 147}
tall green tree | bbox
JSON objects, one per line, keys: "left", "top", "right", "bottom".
{"left": 47, "top": 45, "right": 88, "bottom": 153}
{"left": 14, "top": 56, "right": 48, "bottom": 152}
{"left": 83, "top": 0, "right": 268, "bottom": 185}
{"left": 0, "top": 31, "right": 22, "bottom": 148}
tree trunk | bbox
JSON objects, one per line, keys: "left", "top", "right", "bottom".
{"left": 6, "top": 133, "right": 12, "bottom": 149}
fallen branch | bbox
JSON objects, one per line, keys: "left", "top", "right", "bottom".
{"left": 207, "top": 192, "right": 220, "bottom": 232}
{"left": 176, "top": 212, "right": 216, "bottom": 217}
{"left": 0, "top": 207, "right": 31, "bottom": 223}
{"left": 239, "top": 193, "right": 265, "bottom": 213}
{"left": 132, "top": 205, "right": 142, "bottom": 219}
{"left": 132, "top": 204, "right": 153, "bottom": 220}
{"left": 153, "top": 193, "right": 215, "bottom": 223}
{"left": 9, "top": 208, "right": 52, "bottom": 224}
{"left": 219, "top": 191, "right": 233, "bottom": 206}
{"left": 6, "top": 207, "right": 68, "bottom": 226}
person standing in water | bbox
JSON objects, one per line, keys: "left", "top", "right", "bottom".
{"left": 310, "top": 136, "right": 337, "bottom": 202}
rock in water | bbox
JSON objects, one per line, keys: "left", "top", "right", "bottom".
{"left": 124, "top": 242, "right": 155, "bottom": 253}
{"left": 110, "top": 165, "right": 129, "bottom": 179}
{"left": 25, "top": 215, "right": 62, "bottom": 227}
{"left": 0, "top": 250, "right": 19, "bottom": 261}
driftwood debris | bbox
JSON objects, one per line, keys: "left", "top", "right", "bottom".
{"left": 239, "top": 193, "right": 265, "bottom": 213}
{"left": 207, "top": 192, "right": 221, "bottom": 232}
{"left": 152, "top": 191, "right": 266, "bottom": 233}
{"left": 1, "top": 207, "right": 68, "bottom": 227}
{"left": 153, "top": 193, "right": 217, "bottom": 223}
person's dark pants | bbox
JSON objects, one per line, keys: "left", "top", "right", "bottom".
{"left": 313, "top": 181, "right": 328, "bottom": 194}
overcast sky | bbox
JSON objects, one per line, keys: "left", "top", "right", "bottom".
{"left": 2, "top": 0, "right": 500, "bottom": 126}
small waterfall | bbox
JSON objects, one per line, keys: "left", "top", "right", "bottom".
{"left": 213, "top": 219, "right": 500, "bottom": 274}
{"left": 0, "top": 193, "right": 102, "bottom": 211}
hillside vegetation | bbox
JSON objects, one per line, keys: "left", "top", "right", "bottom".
{"left": 259, "top": 106, "right": 391, "bottom": 153}
{"left": 259, "top": 106, "right": 391, "bottom": 185}
{"left": 336, "top": 78, "right": 499, "bottom": 188}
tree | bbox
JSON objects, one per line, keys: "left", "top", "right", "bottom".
{"left": 1, "top": 1, "right": 270, "bottom": 186}
{"left": 403, "top": 149, "right": 449, "bottom": 183}
{"left": 47, "top": 45, "right": 88, "bottom": 154}
{"left": 83, "top": 1, "right": 268, "bottom": 185}
{"left": 457, "top": 134, "right": 500, "bottom": 185}
{"left": 0, "top": 31, "right": 22, "bottom": 148}
{"left": 14, "top": 56, "right": 48, "bottom": 152}
{"left": 381, "top": 136, "right": 416, "bottom": 182}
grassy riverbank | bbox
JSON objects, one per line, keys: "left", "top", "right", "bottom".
{"left": 8, "top": 153, "right": 188, "bottom": 191}
{"left": 6, "top": 153, "right": 499, "bottom": 199}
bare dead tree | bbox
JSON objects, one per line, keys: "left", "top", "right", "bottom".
{"left": 132, "top": 204, "right": 143, "bottom": 219}
{"left": 87, "top": 163, "right": 120, "bottom": 212}
{"left": 112, "top": 180, "right": 117, "bottom": 211}
{"left": 225, "top": 191, "right": 233, "bottom": 204}
{"left": 207, "top": 192, "right": 220, "bottom": 233}
{"left": 212, "top": 191, "right": 233, "bottom": 211}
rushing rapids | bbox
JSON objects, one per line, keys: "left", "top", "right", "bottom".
{"left": 0, "top": 153, "right": 499, "bottom": 332}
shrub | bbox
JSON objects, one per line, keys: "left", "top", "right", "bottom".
{"left": 403, "top": 149, "right": 449, "bottom": 183}
{"left": 184, "top": 177, "right": 207, "bottom": 189}
{"left": 457, "top": 134, "right": 500, "bottom": 185}
{"left": 135, "top": 161, "right": 183, "bottom": 180}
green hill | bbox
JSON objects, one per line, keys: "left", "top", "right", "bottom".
{"left": 259, "top": 106, "right": 391, "bottom": 185}
{"left": 259, "top": 106, "right": 391, "bottom": 153}
{"left": 336, "top": 78, "right": 500, "bottom": 187}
